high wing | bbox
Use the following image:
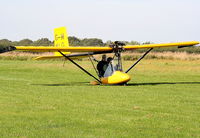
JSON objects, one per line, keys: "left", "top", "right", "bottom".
{"left": 124, "top": 41, "right": 199, "bottom": 50}
{"left": 14, "top": 46, "right": 113, "bottom": 52}
{"left": 12, "top": 41, "right": 199, "bottom": 53}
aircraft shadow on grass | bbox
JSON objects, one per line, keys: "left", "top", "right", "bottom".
{"left": 127, "top": 82, "right": 200, "bottom": 86}
{"left": 31, "top": 82, "right": 90, "bottom": 86}
{"left": 31, "top": 81, "right": 200, "bottom": 86}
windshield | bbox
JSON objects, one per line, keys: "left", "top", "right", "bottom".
{"left": 103, "top": 60, "right": 117, "bottom": 77}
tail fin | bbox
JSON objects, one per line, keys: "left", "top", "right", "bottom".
{"left": 54, "top": 27, "right": 70, "bottom": 56}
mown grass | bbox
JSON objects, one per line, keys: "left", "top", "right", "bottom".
{"left": 0, "top": 59, "right": 200, "bottom": 137}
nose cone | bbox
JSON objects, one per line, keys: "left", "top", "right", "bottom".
{"left": 101, "top": 71, "right": 131, "bottom": 84}
{"left": 120, "top": 72, "right": 131, "bottom": 82}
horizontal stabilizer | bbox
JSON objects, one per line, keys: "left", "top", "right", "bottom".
{"left": 34, "top": 55, "right": 64, "bottom": 60}
{"left": 34, "top": 51, "right": 112, "bottom": 60}
{"left": 34, "top": 54, "right": 91, "bottom": 60}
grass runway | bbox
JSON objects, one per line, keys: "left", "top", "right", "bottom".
{"left": 0, "top": 59, "right": 200, "bottom": 137}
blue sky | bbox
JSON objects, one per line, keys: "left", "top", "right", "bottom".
{"left": 0, "top": 0, "right": 199, "bottom": 43}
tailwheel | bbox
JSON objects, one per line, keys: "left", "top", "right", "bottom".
{"left": 90, "top": 80, "right": 101, "bottom": 85}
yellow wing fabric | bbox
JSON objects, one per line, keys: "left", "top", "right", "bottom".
{"left": 15, "top": 46, "right": 113, "bottom": 52}
{"left": 124, "top": 41, "right": 199, "bottom": 50}
{"left": 15, "top": 41, "right": 199, "bottom": 53}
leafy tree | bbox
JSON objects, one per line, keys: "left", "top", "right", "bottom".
{"left": 68, "top": 36, "right": 81, "bottom": 46}
{"left": 0, "top": 39, "right": 12, "bottom": 46}
{"left": 33, "top": 38, "right": 52, "bottom": 46}
{"left": 81, "top": 38, "right": 104, "bottom": 46}
{"left": 18, "top": 39, "right": 33, "bottom": 46}
{"left": 142, "top": 41, "right": 152, "bottom": 44}
{"left": 12, "top": 41, "right": 19, "bottom": 46}
{"left": 128, "top": 41, "right": 140, "bottom": 45}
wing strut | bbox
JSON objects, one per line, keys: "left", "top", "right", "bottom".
{"left": 58, "top": 51, "right": 101, "bottom": 84}
{"left": 125, "top": 48, "right": 153, "bottom": 73}
{"left": 88, "top": 55, "right": 99, "bottom": 78}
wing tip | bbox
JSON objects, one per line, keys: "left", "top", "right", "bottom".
{"left": 0, "top": 46, "right": 16, "bottom": 54}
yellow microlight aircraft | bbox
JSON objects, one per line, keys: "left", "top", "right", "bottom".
{"left": 2, "top": 27, "right": 199, "bottom": 85}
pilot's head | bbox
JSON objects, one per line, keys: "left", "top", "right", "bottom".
{"left": 102, "top": 55, "right": 106, "bottom": 61}
{"left": 107, "top": 57, "right": 113, "bottom": 63}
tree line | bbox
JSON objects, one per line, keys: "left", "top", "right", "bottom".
{"left": 0, "top": 37, "right": 148, "bottom": 47}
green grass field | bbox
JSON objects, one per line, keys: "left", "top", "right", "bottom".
{"left": 0, "top": 59, "right": 200, "bottom": 137}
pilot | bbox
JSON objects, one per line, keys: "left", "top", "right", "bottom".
{"left": 97, "top": 55, "right": 108, "bottom": 77}
{"left": 103, "top": 57, "right": 114, "bottom": 77}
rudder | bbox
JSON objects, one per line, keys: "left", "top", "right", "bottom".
{"left": 54, "top": 27, "right": 70, "bottom": 56}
